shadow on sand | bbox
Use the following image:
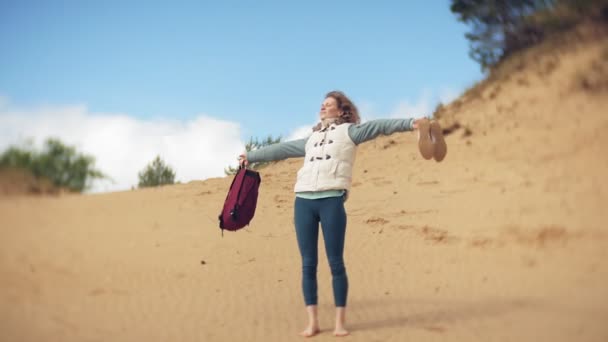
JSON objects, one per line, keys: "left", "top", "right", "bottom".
{"left": 343, "top": 297, "right": 537, "bottom": 332}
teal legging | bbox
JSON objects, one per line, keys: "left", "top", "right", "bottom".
{"left": 294, "top": 195, "right": 348, "bottom": 307}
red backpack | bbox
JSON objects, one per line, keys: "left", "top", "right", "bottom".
{"left": 218, "top": 164, "right": 261, "bottom": 235}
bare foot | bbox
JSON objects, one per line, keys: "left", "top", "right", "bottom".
{"left": 300, "top": 326, "right": 320, "bottom": 338}
{"left": 333, "top": 326, "right": 350, "bottom": 337}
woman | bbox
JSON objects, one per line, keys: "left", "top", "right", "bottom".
{"left": 238, "top": 91, "right": 446, "bottom": 337}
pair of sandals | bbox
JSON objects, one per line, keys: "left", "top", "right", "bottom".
{"left": 417, "top": 118, "right": 447, "bottom": 162}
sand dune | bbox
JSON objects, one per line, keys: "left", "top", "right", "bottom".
{"left": 1, "top": 23, "right": 608, "bottom": 341}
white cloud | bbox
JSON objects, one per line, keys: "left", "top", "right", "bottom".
{"left": 357, "top": 100, "right": 378, "bottom": 123}
{"left": 389, "top": 86, "right": 463, "bottom": 120}
{"left": 0, "top": 95, "right": 8, "bottom": 109}
{"left": 285, "top": 125, "right": 313, "bottom": 141}
{"left": 389, "top": 89, "right": 434, "bottom": 119}
{"left": 0, "top": 98, "right": 245, "bottom": 193}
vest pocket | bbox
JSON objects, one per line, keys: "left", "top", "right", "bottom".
{"left": 329, "top": 160, "right": 339, "bottom": 177}
{"left": 334, "top": 160, "right": 351, "bottom": 181}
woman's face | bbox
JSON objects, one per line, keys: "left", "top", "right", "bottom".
{"left": 319, "top": 97, "right": 340, "bottom": 120}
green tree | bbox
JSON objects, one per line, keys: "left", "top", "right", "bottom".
{"left": 224, "top": 135, "right": 282, "bottom": 175}
{"left": 451, "top": 0, "right": 553, "bottom": 70}
{"left": 0, "top": 138, "right": 106, "bottom": 192}
{"left": 138, "top": 156, "right": 176, "bottom": 188}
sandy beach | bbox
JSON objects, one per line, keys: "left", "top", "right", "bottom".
{"left": 1, "top": 23, "right": 608, "bottom": 342}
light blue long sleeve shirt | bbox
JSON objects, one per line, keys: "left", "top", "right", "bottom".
{"left": 246, "top": 118, "right": 415, "bottom": 164}
{"left": 245, "top": 118, "right": 416, "bottom": 199}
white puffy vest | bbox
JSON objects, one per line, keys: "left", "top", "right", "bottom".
{"left": 294, "top": 122, "right": 357, "bottom": 193}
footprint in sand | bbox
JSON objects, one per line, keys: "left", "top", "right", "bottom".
{"left": 389, "top": 223, "right": 457, "bottom": 244}
{"left": 89, "top": 288, "right": 106, "bottom": 296}
{"left": 394, "top": 224, "right": 416, "bottom": 231}
{"left": 373, "top": 180, "right": 393, "bottom": 186}
{"left": 398, "top": 209, "right": 437, "bottom": 215}
{"left": 274, "top": 194, "right": 287, "bottom": 203}
{"left": 440, "top": 188, "right": 466, "bottom": 194}
{"left": 503, "top": 225, "right": 575, "bottom": 247}
{"left": 365, "top": 217, "right": 390, "bottom": 225}
{"left": 469, "top": 237, "right": 495, "bottom": 248}
{"left": 417, "top": 180, "right": 440, "bottom": 186}
{"left": 470, "top": 226, "right": 586, "bottom": 249}
{"left": 420, "top": 226, "right": 456, "bottom": 244}
{"left": 89, "top": 288, "right": 129, "bottom": 296}
{"left": 424, "top": 326, "right": 447, "bottom": 333}
{"left": 382, "top": 139, "right": 397, "bottom": 149}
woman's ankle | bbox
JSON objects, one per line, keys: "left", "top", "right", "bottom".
{"left": 335, "top": 306, "right": 347, "bottom": 324}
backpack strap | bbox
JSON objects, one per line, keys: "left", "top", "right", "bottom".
{"left": 232, "top": 162, "right": 249, "bottom": 213}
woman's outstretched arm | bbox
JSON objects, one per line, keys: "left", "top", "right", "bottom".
{"left": 244, "top": 138, "right": 308, "bottom": 164}
{"left": 348, "top": 118, "right": 417, "bottom": 145}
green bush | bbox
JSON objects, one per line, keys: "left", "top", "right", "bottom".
{"left": 138, "top": 156, "right": 176, "bottom": 188}
{"left": 0, "top": 138, "right": 106, "bottom": 193}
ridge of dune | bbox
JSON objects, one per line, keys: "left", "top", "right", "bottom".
{"left": 1, "top": 22, "right": 608, "bottom": 342}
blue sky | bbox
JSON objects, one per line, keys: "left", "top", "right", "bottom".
{"left": 0, "top": 0, "right": 482, "bottom": 192}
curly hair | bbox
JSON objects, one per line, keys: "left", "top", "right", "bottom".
{"left": 312, "top": 90, "right": 361, "bottom": 132}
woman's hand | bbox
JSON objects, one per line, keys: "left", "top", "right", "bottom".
{"left": 238, "top": 152, "right": 249, "bottom": 168}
